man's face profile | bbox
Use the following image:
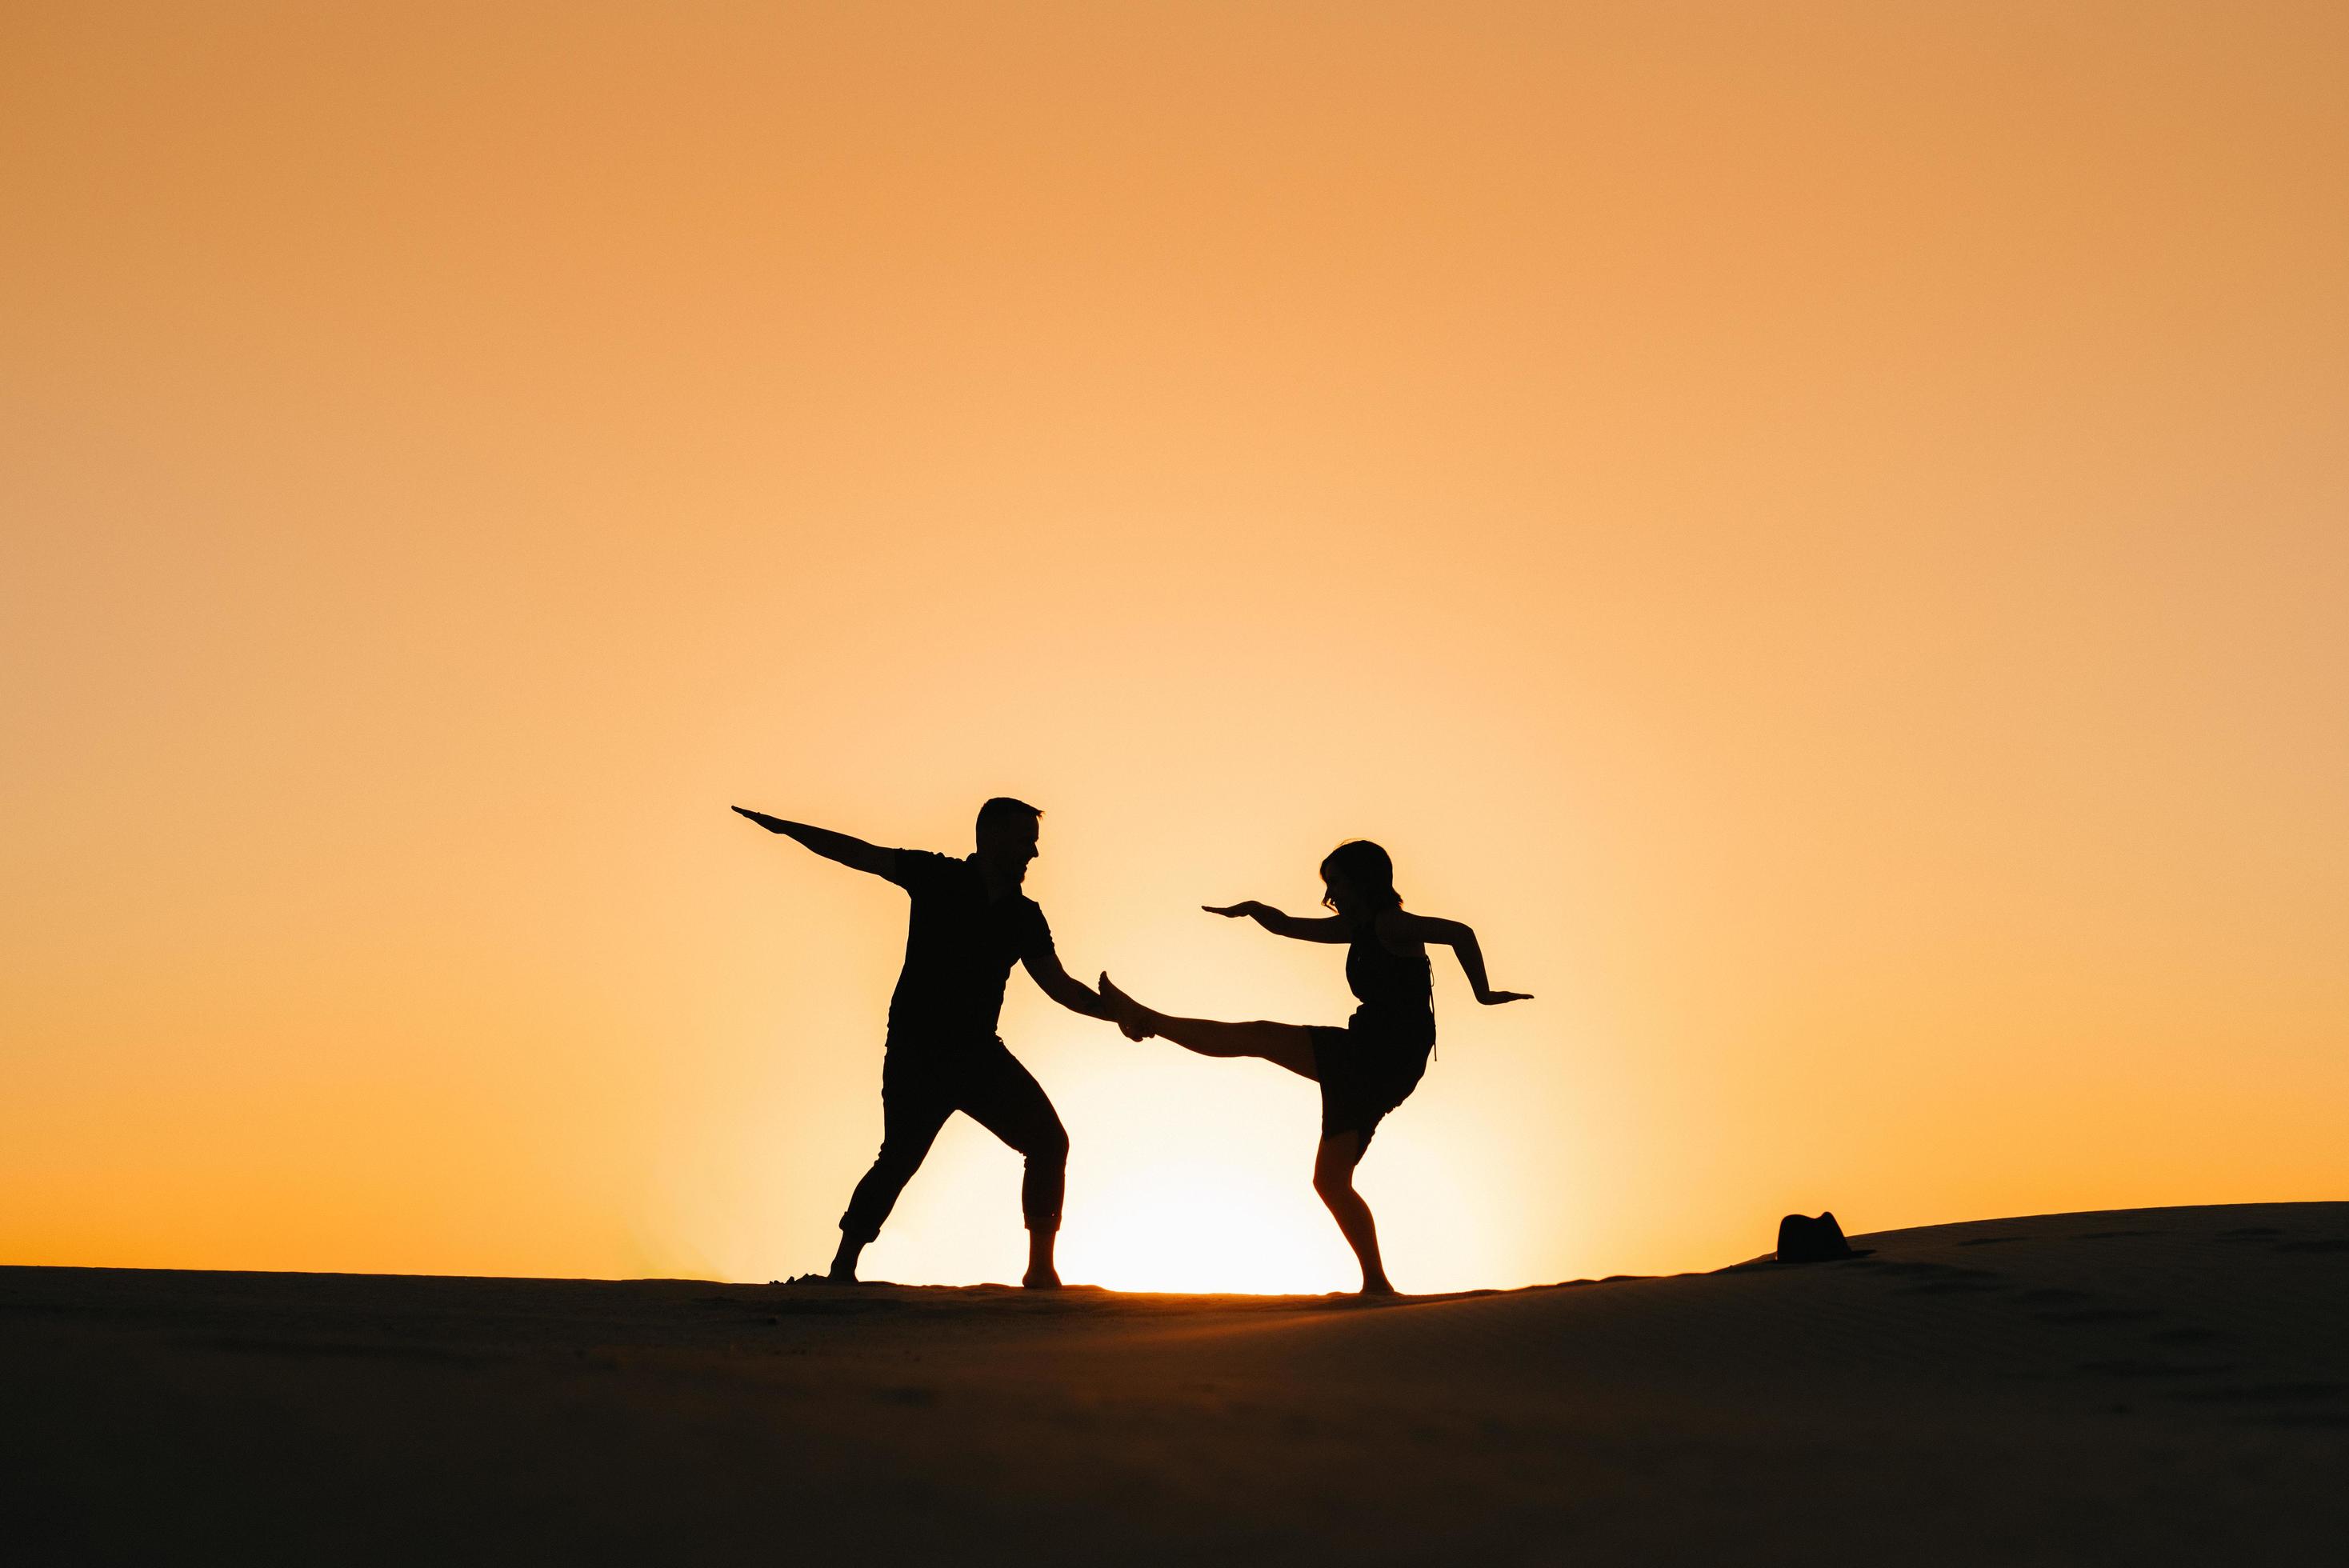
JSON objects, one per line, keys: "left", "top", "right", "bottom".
{"left": 977, "top": 814, "right": 1040, "bottom": 886}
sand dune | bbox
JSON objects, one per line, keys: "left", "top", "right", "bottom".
{"left": 6, "top": 1202, "right": 2346, "bottom": 1563}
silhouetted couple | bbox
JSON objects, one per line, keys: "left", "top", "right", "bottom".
{"left": 735, "top": 798, "right": 1528, "bottom": 1294}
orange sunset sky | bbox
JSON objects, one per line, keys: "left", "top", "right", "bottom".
{"left": 6, "top": 2, "right": 2345, "bottom": 1293}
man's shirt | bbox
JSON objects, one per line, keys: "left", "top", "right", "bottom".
{"left": 882, "top": 850, "right": 1057, "bottom": 1045}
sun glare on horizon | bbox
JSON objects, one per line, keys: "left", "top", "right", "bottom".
{"left": 1065, "top": 1166, "right": 1354, "bottom": 1296}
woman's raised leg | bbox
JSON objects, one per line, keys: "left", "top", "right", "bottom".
{"left": 1098, "top": 974, "right": 1319, "bottom": 1079}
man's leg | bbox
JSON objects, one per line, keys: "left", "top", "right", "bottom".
{"left": 957, "top": 1046, "right": 1070, "bottom": 1289}
{"left": 831, "top": 1054, "right": 953, "bottom": 1282}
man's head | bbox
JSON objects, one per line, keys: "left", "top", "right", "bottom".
{"left": 974, "top": 796, "right": 1043, "bottom": 886}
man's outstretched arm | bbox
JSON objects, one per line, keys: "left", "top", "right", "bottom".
{"left": 1022, "top": 942, "right": 1114, "bottom": 1022}
{"left": 733, "top": 806, "right": 896, "bottom": 878}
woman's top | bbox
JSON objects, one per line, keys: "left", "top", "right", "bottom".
{"left": 1345, "top": 912, "right": 1435, "bottom": 1046}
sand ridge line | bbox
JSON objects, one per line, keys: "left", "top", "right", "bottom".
{"left": 10, "top": 1204, "right": 2349, "bottom": 1566}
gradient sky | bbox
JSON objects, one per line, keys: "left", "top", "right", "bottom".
{"left": 6, "top": 2, "right": 2346, "bottom": 1292}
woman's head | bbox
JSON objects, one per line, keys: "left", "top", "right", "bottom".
{"left": 1319, "top": 839, "right": 1402, "bottom": 919}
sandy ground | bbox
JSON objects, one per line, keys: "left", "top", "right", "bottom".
{"left": 6, "top": 1202, "right": 2347, "bottom": 1564}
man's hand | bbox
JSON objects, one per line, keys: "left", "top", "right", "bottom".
{"left": 732, "top": 808, "right": 894, "bottom": 876}
{"left": 1477, "top": 990, "right": 1534, "bottom": 1005}
{"left": 1098, "top": 973, "right": 1156, "bottom": 1042}
{"left": 1203, "top": 902, "right": 1274, "bottom": 920}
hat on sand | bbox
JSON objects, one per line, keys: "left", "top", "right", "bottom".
{"left": 1776, "top": 1210, "right": 1858, "bottom": 1264}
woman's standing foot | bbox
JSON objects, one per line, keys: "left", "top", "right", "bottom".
{"left": 1022, "top": 1228, "right": 1062, "bottom": 1290}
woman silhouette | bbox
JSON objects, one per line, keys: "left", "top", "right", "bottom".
{"left": 1100, "top": 840, "right": 1529, "bottom": 1295}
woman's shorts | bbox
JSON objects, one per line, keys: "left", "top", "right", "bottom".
{"left": 1307, "top": 1013, "right": 1434, "bottom": 1150}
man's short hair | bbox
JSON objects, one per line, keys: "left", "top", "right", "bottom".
{"left": 976, "top": 796, "right": 1043, "bottom": 837}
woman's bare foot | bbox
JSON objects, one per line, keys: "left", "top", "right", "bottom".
{"left": 1023, "top": 1230, "right": 1062, "bottom": 1289}
{"left": 1097, "top": 973, "right": 1157, "bottom": 1041}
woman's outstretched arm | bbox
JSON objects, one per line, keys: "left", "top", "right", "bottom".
{"left": 1203, "top": 902, "right": 1351, "bottom": 942}
{"left": 1391, "top": 913, "right": 1531, "bottom": 1004}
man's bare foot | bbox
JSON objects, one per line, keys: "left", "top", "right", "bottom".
{"left": 1097, "top": 973, "right": 1155, "bottom": 1041}
{"left": 1359, "top": 1278, "right": 1398, "bottom": 1298}
{"left": 1022, "top": 1268, "right": 1062, "bottom": 1290}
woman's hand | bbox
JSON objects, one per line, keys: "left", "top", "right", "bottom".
{"left": 1477, "top": 990, "right": 1534, "bottom": 1005}
{"left": 1203, "top": 902, "right": 1273, "bottom": 921}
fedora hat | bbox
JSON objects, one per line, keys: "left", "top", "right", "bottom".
{"left": 1776, "top": 1210, "right": 1860, "bottom": 1264}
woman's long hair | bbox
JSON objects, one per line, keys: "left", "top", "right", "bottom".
{"left": 1320, "top": 839, "right": 1403, "bottom": 918}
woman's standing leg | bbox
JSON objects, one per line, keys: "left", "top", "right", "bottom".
{"left": 1312, "top": 1130, "right": 1394, "bottom": 1295}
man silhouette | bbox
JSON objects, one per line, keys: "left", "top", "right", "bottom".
{"left": 734, "top": 798, "right": 1112, "bottom": 1287}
